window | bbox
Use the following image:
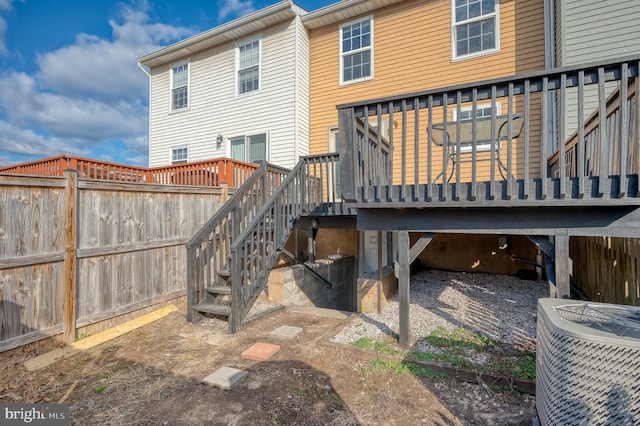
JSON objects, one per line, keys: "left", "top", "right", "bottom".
{"left": 230, "top": 133, "right": 267, "bottom": 163}
{"left": 171, "top": 146, "right": 188, "bottom": 164}
{"left": 452, "top": 0, "right": 499, "bottom": 60}
{"left": 171, "top": 62, "right": 189, "bottom": 110}
{"left": 237, "top": 38, "right": 260, "bottom": 95}
{"left": 340, "top": 17, "right": 373, "bottom": 84}
{"left": 452, "top": 103, "right": 501, "bottom": 152}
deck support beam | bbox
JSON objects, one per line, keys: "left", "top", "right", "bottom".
{"left": 395, "top": 231, "right": 411, "bottom": 347}
{"left": 393, "top": 232, "right": 434, "bottom": 348}
{"left": 410, "top": 233, "right": 435, "bottom": 264}
{"left": 528, "top": 234, "right": 571, "bottom": 298}
{"left": 554, "top": 231, "right": 571, "bottom": 298}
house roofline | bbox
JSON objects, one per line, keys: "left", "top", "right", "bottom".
{"left": 138, "top": 0, "right": 307, "bottom": 69}
{"left": 302, "top": 0, "right": 405, "bottom": 29}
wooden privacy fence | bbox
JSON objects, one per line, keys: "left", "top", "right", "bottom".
{"left": 0, "top": 171, "right": 227, "bottom": 352}
{"left": 570, "top": 236, "right": 640, "bottom": 306}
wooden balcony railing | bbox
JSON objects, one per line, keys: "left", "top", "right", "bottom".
{"left": 0, "top": 155, "right": 258, "bottom": 188}
{"left": 338, "top": 55, "right": 640, "bottom": 207}
{"left": 549, "top": 72, "right": 638, "bottom": 185}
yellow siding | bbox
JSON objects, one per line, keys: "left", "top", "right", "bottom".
{"left": 309, "top": 0, "right": 546, "bottom": 170}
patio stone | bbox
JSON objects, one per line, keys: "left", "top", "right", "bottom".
{"left": 270, "top": 325, "right": 303, "bottom": 339}
{"left": 202, "top": 366, "right": 248, "bottom": 390}
{"left": 241, "top": 342, "right": 281, "bottom": 361}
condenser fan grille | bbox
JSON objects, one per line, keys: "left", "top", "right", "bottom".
{"left": 537, "top": 299, "right": 640, "bottom": 425}
{"left": 555, "top": 303, "right": 640, "bottom": 338}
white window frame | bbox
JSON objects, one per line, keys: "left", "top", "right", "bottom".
{"left": 329, "top": 128, "right": 339, "bottom": 152}
{"left": 235, "top": 35, "right": 262, "bottom": 97}
{"left": 329, "top": 117, "right": 388, "bottom": 151}
{"left": 170, "top": 146, "right": 189, "bottom": 164}
{"left": 170, "top": 60, "right": 190, "bottom": 112}
{"left": 228, "top": 132, "right": 269, "bottom": 163}
{"left": 451, "top": 102, "right": 501, "bottom": 153}
{"left": 339, "top": 15, "right": 374, "bottom": 86}
{"left": 451, "top": 0, "right": 500, "bottom": 61}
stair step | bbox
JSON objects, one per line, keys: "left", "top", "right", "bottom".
{"left": 205, "top": 285, "right": 231, "bottom": 295}
{"left": 193, "top": 303, "right": 232, "bottom": 317}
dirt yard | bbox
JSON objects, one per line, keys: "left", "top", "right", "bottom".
{"left": 1, "top": 303, "right": 535, "bottom": 425}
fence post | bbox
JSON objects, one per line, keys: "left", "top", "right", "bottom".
{"left": 62, "top": 169, "right": 79, "bottom": 344}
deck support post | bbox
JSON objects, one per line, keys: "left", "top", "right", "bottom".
{"left": 338, "top": 107, "right": 357, "bottom": 202}
{"left": 395, "top": 231, "right": 411, "bottom": 347}
{"left": 555, "top": 231, "right": 571, "bottom": 298}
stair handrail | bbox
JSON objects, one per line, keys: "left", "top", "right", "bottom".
{"left": 185, "top": 162, "right": 289, "bottom": 321}
{"left": 228, "top": 154, "right": 339, "bottom": 331}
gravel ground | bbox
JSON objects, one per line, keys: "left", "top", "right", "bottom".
{"left": 331, "top": 269, "right": 547, "bottom": 352}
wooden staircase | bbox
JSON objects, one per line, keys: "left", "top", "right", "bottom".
{"left": 185, "top": 154, "right": 342, "bottom": 332}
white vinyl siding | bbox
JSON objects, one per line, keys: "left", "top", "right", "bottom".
{"left": 452, "top": 0, "right": 499, "bottom": 60}
{"left": 555, "top": 0, "right": 640, "bottom": 141}
{"left": 294, "top": 15, "right": 310, "bottom": 164}
{"left": 148, "top": 18, "right": 309, "bottom": 169}
{"left": 340, "top": 16, "right": 373, "bottom": 85}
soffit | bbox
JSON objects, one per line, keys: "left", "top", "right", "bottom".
{"left": 302, "top": 0, "right": 406, "bottom": 29}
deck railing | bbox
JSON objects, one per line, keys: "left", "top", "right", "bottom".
{"left": 338, "top": 55, "right": 640, "bottom": 206}
{"left": 185, "top": 161, "right": 289, "bottom": 322}
{"left": 550, "top": 75, "right": 638, "bottom": 185}
{"left": 228, "top": 153, "right": 342, "bottom": 330}
{"left": 0, "top": 155, "right": 258, "bottom": 188}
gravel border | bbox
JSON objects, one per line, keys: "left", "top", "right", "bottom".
{"left": 331, "top": 269, "right": 547, "bottom": 352}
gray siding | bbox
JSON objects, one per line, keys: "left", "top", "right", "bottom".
{"left": 557, "top": 0, "right": 640, "bottom": 141}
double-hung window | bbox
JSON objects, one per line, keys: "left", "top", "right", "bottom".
{"left": 171, "top": 62, "right": 189, "bottom": 110}
{"left": 340, "top": 16, "right": 373, "bottom": 84}
{"left": 237, "top": 38, "right": 261, "bottom": 95}
{"left": 452, "top": 0, "right": 499, "bottom": 60}
{"left": 171, "top": 146, "right": 189, "bottom": 164}
{"left": 230, "top": 133, "right": 267, "bottom": 163}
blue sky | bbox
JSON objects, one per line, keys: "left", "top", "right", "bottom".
{"left": 0, "top": 0, "right": 334, "bottom": 167}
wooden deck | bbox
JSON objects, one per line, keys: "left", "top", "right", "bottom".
{"left": 338, "top": 55, "right": 640, "bottom": 211}
{"left": 337, "top": 55, "right": 640, "bottom": 346}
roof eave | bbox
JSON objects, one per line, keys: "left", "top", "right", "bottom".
{"left": 302, "top": 0, "right": 405, "bottom": 29}
{"left": 138, "top": 0, "right": 307, "bottom": 69}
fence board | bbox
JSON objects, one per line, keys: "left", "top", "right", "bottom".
{"left": 1, "top": 173, "right": 226, "bottom": 351}
{"left": 571, "top": 236, "right": 640, "bottom": 306}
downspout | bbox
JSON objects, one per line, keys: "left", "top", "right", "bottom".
{"left": 137, "top": 61, "right": 152, "bottom": 78}
{"left": 542, "top": 0, "right": 558, "bottom": 158}
{"left": 137, "top": 62, "right": 152, "bottom": 168}
{"left": 543, "top": 0, "right": 555, "bottom": 70}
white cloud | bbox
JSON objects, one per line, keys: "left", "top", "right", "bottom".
{"left": 0, "top": 3, "right": 193, "bottom": 166}
{"left": 0, "top": 72, "right": 147, "bottom": 139}
{"left": 217, "top": 0, "right": 254, "bottom": 22}
{"left": 0, "top": 120, "right": 89, "bottom": 158}
{"left": 35, "top": 5, "right": 193, "bottom": 103}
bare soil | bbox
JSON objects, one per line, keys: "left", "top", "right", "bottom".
{"left": 1, "top": 303, "right": 535, "bottom": 425}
